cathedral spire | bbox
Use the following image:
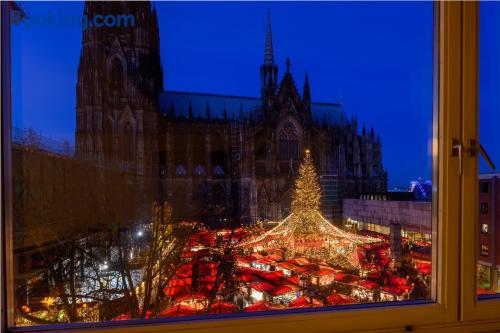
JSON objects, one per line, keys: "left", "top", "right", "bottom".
{"left": 260, "top": 10, "right": 278, "bottom": 106}
{"left": 286, "top": 57, "right": 291, "bottom": 73}
{"left": 303, "top": 71, "right": 311, "bottom": 113}
{"left": 264, "top": 10, "right": 274, "bottom": 66}
{"left": 303, "top": 71, "right": 310, "bottom": 100}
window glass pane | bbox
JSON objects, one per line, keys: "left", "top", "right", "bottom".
{"left": 7, "top": 1, "right": 434, "bottom": 327}
{"left": 477, "top": 2, "right": 500, "bottom": 297}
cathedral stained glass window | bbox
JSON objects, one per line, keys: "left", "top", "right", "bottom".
{"left": 278, "top": 121, "right": 299, "bottom": 159}
{"left": 110, "top": 57, "right": 124, "bottom": 92}
{"left": 194, "top": 164, "right": 207, "bottom": 175}
{"left": 175, "top": 164, "right": 187, "bottom": 176}
{"left": 213, "top": 165, "right": 225, "bottom": 176}
{"left": 122, "top": 122, "right": 134, "bottom": 163}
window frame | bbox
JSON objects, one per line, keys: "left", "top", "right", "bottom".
{"left": 1, "top": 2, "right": 491, "bottom": 332}
{"left": 460, "top": 1, "right": 500, "bottom": 322}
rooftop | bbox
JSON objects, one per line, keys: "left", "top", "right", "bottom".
{"left": 160, "top": 90, "right": 345, "bottom": 125}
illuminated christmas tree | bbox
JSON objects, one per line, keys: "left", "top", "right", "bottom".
{"left": 291, "top": 149, "right": 322, "bottom": 235}
{"left": 240, "top": 150, "right": 380, "bottom": 268}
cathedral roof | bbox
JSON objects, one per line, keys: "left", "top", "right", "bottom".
{"left": 276, "top": 58, "right": 301, "bottom": 106}
{"left": 160, "top": 90, "right": 346, "bottom": 125}
{"left": 160, "top": 91, "right": 261, "bottom": 120}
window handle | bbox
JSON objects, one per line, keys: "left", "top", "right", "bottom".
{"left": 451, "top": 138, "right": 463, "bottom": 175}
{"left": 467, "top": 139, "right": 497, "bottom": 171}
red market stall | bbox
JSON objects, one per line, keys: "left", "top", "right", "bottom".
{"left": 159, "top": 304, "right": 198, "bottom": 317}
{"left": 289, "top": 296, "right": 322, "bottom": 308}
{"left": 243, "top": 300, "right": 280, "bottom": 312}
{"left": 208, "top": 300, "right": 239, "bottom": 314}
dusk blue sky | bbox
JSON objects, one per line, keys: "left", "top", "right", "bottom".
{"left": 10, "top": 1, "right": 499, "bottom": 188}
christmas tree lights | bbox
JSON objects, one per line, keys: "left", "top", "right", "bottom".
{"left": 240, "top": 149, "right": 380, "bottom": 268}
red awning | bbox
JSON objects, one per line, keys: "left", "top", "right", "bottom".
{"left": 289, "top": 296, "right": 322, "bottom": 308}
{"left": 326, "top": 292, "right": 355, "bottom": 305}
{"left": 173, "top": 292, "right": 208, "bottom": 303}
{"left": 269, "top": 284, "right": 299, "bottom": 296}
{"left": 159, "top": 304, "right": 198, "bottom": 317}
{"left": 251, "top": 281, "right": 275, "bottom": 292}
{"left": 335, "top": 273, "right": 360, "bottom": 284}
{"left": 208, "top": 300, "right": 239, "bottom": 314}
{"left": 357, "top": 280, "right": 378, "bottom": 290}
{"left": 243, "top": 300, "right": 279, "bottom": 312}
{"left": 389, "top": 276, "right": 408, "bottom": 286}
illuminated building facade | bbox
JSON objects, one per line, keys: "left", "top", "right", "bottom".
{"left": 477, "top": 173, "right": 500, "bottom": 293}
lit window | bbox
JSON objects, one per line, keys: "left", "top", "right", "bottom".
{"left": 481, "top": 245, "right": 489, "bottom": 257}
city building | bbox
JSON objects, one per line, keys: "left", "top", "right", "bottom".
{"left": 477, "top": 172, "right": 500, "bottom": 293}
{"left": 342, "top": 187, "right": 432, "bottom": 264}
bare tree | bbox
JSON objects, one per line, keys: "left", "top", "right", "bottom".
{"left": 116, "top": 202, "right": 198, "bottom": 319}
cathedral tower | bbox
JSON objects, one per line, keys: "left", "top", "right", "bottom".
{"left": 76, "top": 1, "right": 163, "bottom": 176}
{"left": 260, "top": 11, "right": 278, "bottom": 107}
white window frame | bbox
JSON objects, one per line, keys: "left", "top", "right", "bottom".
{"left": 460, "top": 1, "right": 500, "bottom": 322}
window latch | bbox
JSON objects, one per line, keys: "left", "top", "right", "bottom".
{"left": 466, "top": 139, "right": 496, "bottom": 171}
{"left": 451, "top": 138, "right": 463, "bottom": 175}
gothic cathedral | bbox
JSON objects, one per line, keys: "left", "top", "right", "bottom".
{"left": 76, "top": 2, "right": 387, "bottom": 226}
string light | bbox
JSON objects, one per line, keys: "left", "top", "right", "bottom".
{"left": 240, "top": 150, "right": 380, "bottom": 267}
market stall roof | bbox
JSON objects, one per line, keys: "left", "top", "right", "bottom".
{"left": 285, "top": 276, "right": 300, "bottom": 285}
{"left": 159, "top": 304, "right": 198, "bottom": 317}
{"left": 312, "top": 267, "right": 336, "bottom": 277}
{"left": 269, "top": 284, "right": 299, "bottom": 296}
{"left": 416, "top": 261, "right": 431, "bottom": 275}
{"left": 276, "top": 262, "right": 299, "bottom": 271}
{"left": 251, "top": 281, "right": 275, "bottom": 292}
{"left": 357, "top": 280, "right": 378, "bottom": 290}
{"left": 255, "top": 270, "right": 285, "bottom": 284}
{"left": 335, "top": 273, "right": 360, "bottom": 284}
{"left": 287, "top": 257, "right": 311, "bottom": 266}
{"left": 289, "top": 296, "right": 322, "bottom": 308}
{"left": 243, "top": 300, "right": 280, "bottom": 312}
{"left": 208, "top": 300, "right": 239, "bottom": 314}
{"left": 326, "top": 292, "right": 355, "bottom": 305}
{"left": 381, "top": 285, "right": 413, "bottom": 296}
{"left": 366, "top": 270, "right": 382, "bottom": 280}
{"left": 173, "top": 292, "right": 208, "bottom": 303}
{"left": 112, "top": 310, "right": 152, "bottom": 321}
